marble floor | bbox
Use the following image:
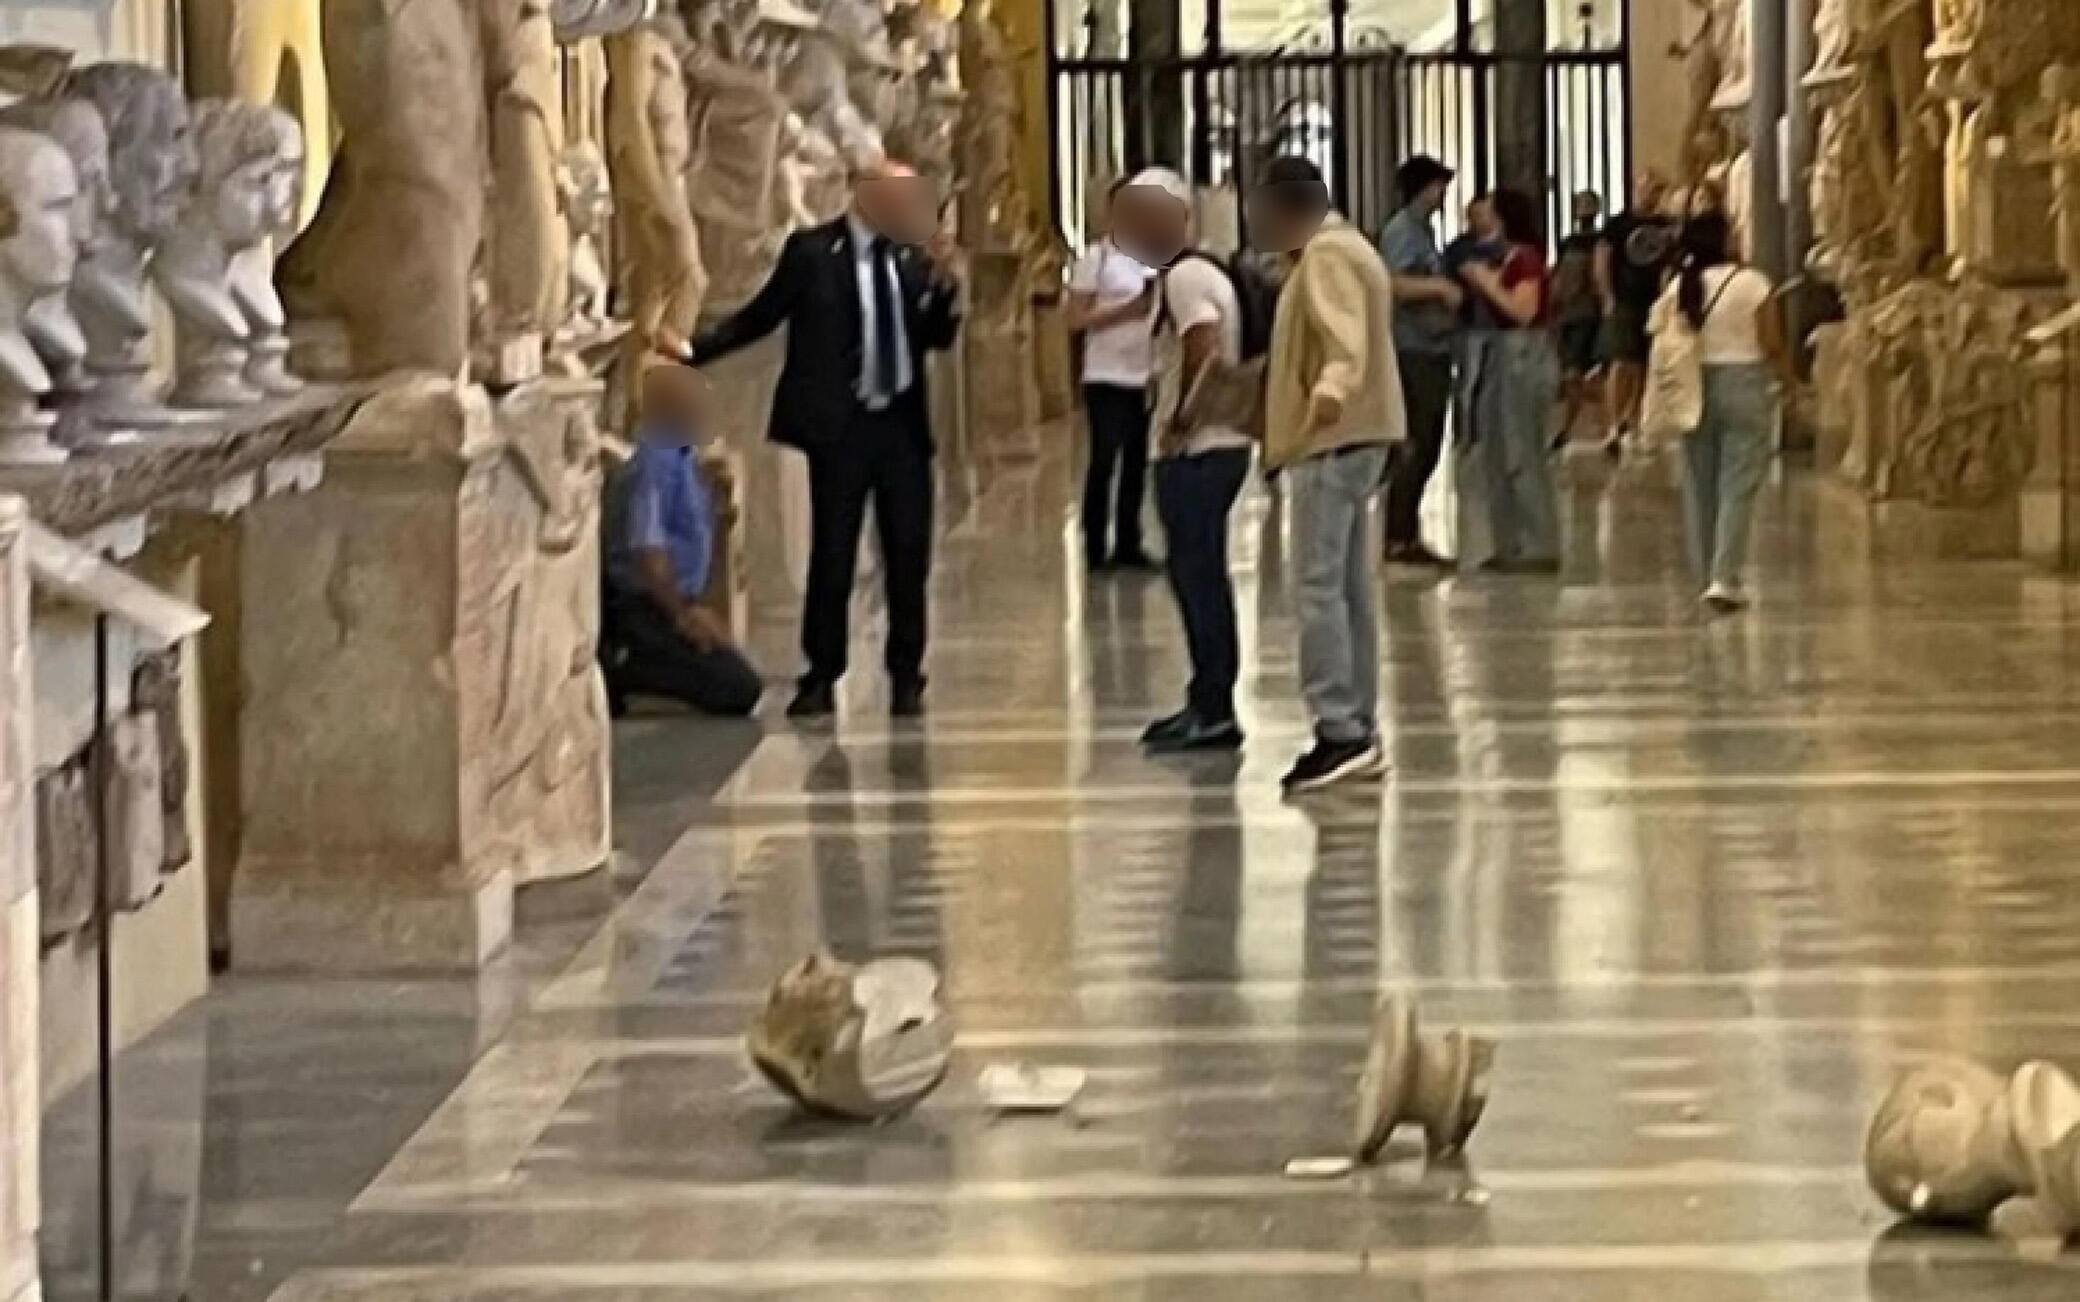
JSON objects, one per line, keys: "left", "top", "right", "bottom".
{"left": 45, "top": 445, "right": 2080, "bottom": 1300}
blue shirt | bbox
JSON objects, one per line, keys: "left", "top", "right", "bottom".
{"left": 849, "top": 212, "right": 913, "bottom": 407}
{"left": 1379, "top": 205, "right": 1456, "bottom": 355}
{"left": 612, "top": 435, "right": 714, "bottom": 601}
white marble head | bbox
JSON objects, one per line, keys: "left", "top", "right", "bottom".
{"left": 66, "top": 62, "right": 194, "bottom": 248}
{"left": 560, "top": 141, "right": 612, "bottom": 238}
{"left": 0, "top": 127, "right": 82, "bottom": 304}
{"left": 0, "top": 99, "right": 111, "bottom": 256}
{"left": 189, "top": 101, "right": 302, "bottom": 253}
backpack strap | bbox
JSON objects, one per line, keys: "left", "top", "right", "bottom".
{"left": 1698, "top": 268, "right": 1742, "bottom": 327}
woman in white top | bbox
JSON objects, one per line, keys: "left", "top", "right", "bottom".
{"left": 1656, "top": 211, "right": 1796, "bottom": 613}
{"left": 1066, "top": 178, "right": 1158, "bottom": 571}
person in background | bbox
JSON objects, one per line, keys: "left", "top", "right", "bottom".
{"left": 1376, "top": 155, "right": 1462, "bottom": 569}
{"left": 1065, "top": 177, "right": 1158, "bottom": 573}
{"left": 670, "top": 160, "right": 963, "bottom": 720}
{"left": 1551, "top": 189, "right": 1605, "bottom": 448}
{"left": 1655, "top": 210, "right": 1795, "bottom": 613}
{"left": 601, "top": 363, "right": 764, "bottom": 719}
{"left": 1458, "top": 187, "right": 1562, "bottom": 574}
{"left": 1111, "top": 168, "right": 1253, "bottom": 753}
{"left": 1255, "top": 156, "right": 1404, "bottom": 792}
{"left": 1596, "top": 169, "right": 1677, "bottom": 457}
{"left": 1443, "top": 194, "right": 1507, "bottom": 325}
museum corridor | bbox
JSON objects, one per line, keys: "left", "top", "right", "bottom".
{"left": 39, "top": 452, "right": 2080, "bottom": 1302}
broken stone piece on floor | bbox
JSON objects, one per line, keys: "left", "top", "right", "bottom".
{"left": 1353, "top": 994, "right": 1496, "bottom": 1163}
{"left": 746, "top": 953, "right": 952, "bottom": 1121}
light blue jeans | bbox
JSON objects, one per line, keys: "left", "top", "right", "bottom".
{"left": 1681, "top": 364, "right": 1776, "bottom": 589}
{"left": 1287, "top": 444, "right": 1391, "bottom": 743}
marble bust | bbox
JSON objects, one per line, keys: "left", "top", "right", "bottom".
{"left": 0, "top": 98, "right": 109, "bottom": 396}
{"left": 65, "top": 62, "right": 196, "bottom": 422}
{"left": 154, "top": 100, "right": 303, "bottom": 408}
{"left": 236, "top": 106, "right": 306, "bottom": 397}
{"left": 0, "top": 127, "right": 82, "bottom": 465}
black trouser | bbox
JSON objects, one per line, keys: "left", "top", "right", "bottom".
{"left": 1154, "top": 448, "right": 1251, "bottom": 722}
{"left": 1386, "top": 349, "right": 1455, "bottom": 547}
{"left": 1082, "top": 382, "right": 1150, "bottom": 563}
{"left": 803, "top": 399, "right": 934, "bottom": 687}
{"left": 601, "top": 583, "right": 763, "bottom": 717}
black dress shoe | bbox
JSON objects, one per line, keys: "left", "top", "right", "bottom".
{"left": 788, "top": 680, "right": 837, "bottom": 719}
{"left": 891, "top": 678, "right": 927, "bottom": 718}
{"left": 1140, "top": 708, "right": 1195, "bottom": 745}
{"left": 1145, "top": 714, "right": 1245, "bottom": 754}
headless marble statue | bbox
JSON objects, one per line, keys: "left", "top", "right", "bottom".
{"left": 65, "top": 62, "right": 197, "bottom": 426}
{"left": 0, "top": 127, "right": 82, "bottom": 465}
{"left": 155, "top": 100, "right": 306, "bottom": 408}
{"left": 555, "top": 141, "right": 612, "bottom": 345}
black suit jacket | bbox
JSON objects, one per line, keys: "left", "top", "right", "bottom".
{"left": 688, "top": 217, "right": 963, "bottom": 454}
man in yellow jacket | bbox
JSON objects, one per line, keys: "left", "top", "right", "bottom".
{"left": 1252, "top": 157, "right": 1406, "bottom": 792}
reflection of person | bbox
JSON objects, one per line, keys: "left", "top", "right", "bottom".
{"left": 1551, "top": 190, "right": 1605, "bottom": 446}
{"left": 1376, "top": 155, "right": 1461, "bottom": 568}
{"left": 669, "top": 159, "right": 963, "bottom": 720}
{"left": 1065, "top": 176, "right": 1158, "bottom": 573}
{"left": 1459, "top": 188, "right": 1561, "bottom": 573}
{"left": 1254, "top": 157, "right": 1402, "bottom": 793}
{"left": 1596, "top": 169, "right": 1676, "bottom": 455}
{"left": 1111, "top": 168, "right": 1252, "bottom": 754}
{"left": 601, "top": 364, "right": 763, "bottom": 718}
{"left": 1652, "top": 211, "right": 1794, "bottom": 613}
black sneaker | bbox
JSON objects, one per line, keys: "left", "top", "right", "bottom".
{"left": 788, "top": 680, "right": 837, "bottom": 720}
{"left": 1111, "top": 551, "right": 1163, "bottom": 574}
{"left": 1145, "top": 713, "right": 1245, "bottom": 754}
{"left": 891, "top": 678, "right": 928, "bottom": 718}
{"left": 1281, "top": 737, "right": 1386, "bottom": 793}
{"left": 1141, "top": 708, "right": 1195, "bottom": 745}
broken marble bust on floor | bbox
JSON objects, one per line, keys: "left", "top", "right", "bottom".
{"left": 1355, "top": 994, "right": 1496, "bottom": 1163}
{"left": 747, "top": 953, "right": 953, "bottom": 1121}
{"left": 1867, "top": 1056, "right": 2080, "bottom": 1257}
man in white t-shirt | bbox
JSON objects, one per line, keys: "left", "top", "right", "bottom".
{"left": 1112, "top": 167, "right": 1253, "bottom": 754}
{"left": 1066, "top": 177, "right": 1158, "bottom": 571}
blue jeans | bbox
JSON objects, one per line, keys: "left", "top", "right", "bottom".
{"left": 1287, "top": 445, "right": 1390, "bottom": 744}
{"left": 1464, "top": 330, "right": 1561, "bottom": 565}
{"left": 1681, "top": 364, "right": 1776, "bottom": 589}
{"left": 1155, "top": 449, "right": 1251, "bottom": 721}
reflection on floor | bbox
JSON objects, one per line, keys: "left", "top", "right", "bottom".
{"left": 44, "top": 447, "right": 2080, "bottom": 1300}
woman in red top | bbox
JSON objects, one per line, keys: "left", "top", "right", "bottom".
{"left": 1459, "top": 188, "right": 1562, "bottom": 573}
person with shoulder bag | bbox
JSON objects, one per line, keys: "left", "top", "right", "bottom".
{"left": 1644, "top": 212, "right": 1798, "bottom": 614}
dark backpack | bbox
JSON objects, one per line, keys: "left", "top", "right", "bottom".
{"left": 1153, "top": 249, "right": 1280, "bottom": 361}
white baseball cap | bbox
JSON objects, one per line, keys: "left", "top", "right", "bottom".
{"left": 1124, "top": 167, "right": 1192, "bottom": 206}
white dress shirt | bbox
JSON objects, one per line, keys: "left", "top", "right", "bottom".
{"left": 848, "top": 212, "right": 913, "bottom": 408}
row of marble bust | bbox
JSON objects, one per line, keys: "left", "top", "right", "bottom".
{"left": 0, "top": 59, "right": 305, "bottom": 467}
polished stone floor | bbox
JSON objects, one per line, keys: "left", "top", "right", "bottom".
{"left": 46, "top": 446, "right": 2080, "bottom": 1300}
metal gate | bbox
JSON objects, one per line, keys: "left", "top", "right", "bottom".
{"left": 1049, "top": 28, "right": 1629, "bottom": 253}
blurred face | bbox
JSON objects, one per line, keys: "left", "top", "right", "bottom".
{"left": 854, "top": 167, "right": 939, "bottom": 245}
{"left": 1111, "top": 183, "right": 1190, "bottom": 267}
{"left": 1466, "top": 196, "right": 1500, "bottom": 240}
{"left": 641, "top": 364, "right": 710, "bottom": 445}
{"left": 1572, "top": 193, "right": 1601, "bottom": 227}
{"left": 1415, "top": 177, "right": 1450, "bottom": 217}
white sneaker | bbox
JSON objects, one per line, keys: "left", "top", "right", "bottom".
{"left": 1702, "top": 583, "right": 1748, "bottom": 614}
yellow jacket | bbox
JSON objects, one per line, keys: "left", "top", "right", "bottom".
{"left": 1263, "top": 215, "right": 1406, "bottom": 471}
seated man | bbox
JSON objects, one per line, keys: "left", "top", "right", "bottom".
{"left": 600, "top": 364, "right": 763, "bottom": 718}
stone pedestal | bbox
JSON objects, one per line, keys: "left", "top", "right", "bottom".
{"left": 0, "top": 496, "right": 40, "bottom": 1302}
{"left": 232, "top": 378, "right": 610, "bottom": 972}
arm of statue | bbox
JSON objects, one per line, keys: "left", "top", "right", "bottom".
{"left": 687, "top": 232, "right": 806, "bottom": 365}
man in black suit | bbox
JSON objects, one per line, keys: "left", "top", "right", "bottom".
{"left": 670, "top": 161, "right": 962, "bottom": 719}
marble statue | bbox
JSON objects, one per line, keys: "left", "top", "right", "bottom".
{"left": 1872, "top": 0, "right": 1943, "bottom": 279}
{"left": 1868, "top": 1057, "right": 2080, "bottom": 1252}
{"left": 551, "top": 0, "right": 659, "bottom": 41}
{"left": 2051, "top": 65, "right": 2080, "bottom": 293}
{"left": 0, "top": 97, "right": 107, "bottom": 397}
{"left": 0, "top": 127, "right": 80, "bottom": 465}
{"left": 180, "top": 0, "right": 329, "bottom": 228}
{"left": 65, "top": 62, "right": 195, "bottom": 422}
{"left": 682, "top": 4, "right": 799, "bottom": 315}
{"left": 241, "top": 107, "right": 307, "bottom": 397}
{"left": 556, "top": 141, "right": 613, "bottom": 345}
{"left": 1810, "top": 0, "right": 1853, "bottom": 86}
{"left": 603, "top": 16, "right": 706, "bottom": 344}
{"left": 1354, "top": 994, "right": 1495, "bottom": 1162}
{"left": 1708, "top": 0, "right": 1751, "bottom": 113}
{"left": 747, "top": 953, "right": 953, "bottom": 1120}
{"left": 281, "top": 0, "right": 567, "bottom": 382}
{"left": 153, "top": 100, "right": 305, "bottom": 408}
